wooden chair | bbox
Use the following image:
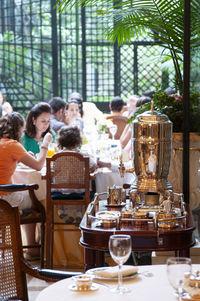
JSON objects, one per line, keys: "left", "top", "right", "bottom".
{"left": 0, "top": 184, "right": 45, "bottom": 268}
{"left": 106, "top": 115, "right": 128, "bottom": 139}
{"left": 45, "top": 151, "right": 91, "bottom": 268}
{"left": 0, "top": 199, "right": 81, "bottom": 301}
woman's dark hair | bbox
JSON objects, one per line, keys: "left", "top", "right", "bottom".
{"left": 0, "top": 112, "right": 24, "bottom": 141}
{"left": 56, "top": 126, "right": 82, "bottom": 149}
{"left": 136, "top": 96, "right": 152, "bottom": 107}
{"left": 66, "top": 99, "right": 81, "bottom": 111}
{"left": 142, "top": 91, "right": 155, "bottom": 99}
{"left": 25, "top": 102, "right": 51, "bottom": 138}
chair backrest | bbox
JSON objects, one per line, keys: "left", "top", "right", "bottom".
{"left": 106, "top": 115, "right": 128, "bottom": 139}
{"left": 46, "top": 151, "right": 90, "bottom": 206}
{"left": 0, "top": 199, "right": 28, "bottom": 301}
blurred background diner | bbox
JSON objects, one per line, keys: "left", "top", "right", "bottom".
{"left": 49, "top": 96, "right": 66, "bottom": 133}
{"left": 64, "top": 99, "right": 84, "bottom": 131}
{"left": 0, "top": 91, "right": 13, "bottom": 117}
{"left": 123, "top": 94, "right": 139, "bottom": 118}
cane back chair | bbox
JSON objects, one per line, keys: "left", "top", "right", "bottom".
{"left": 106, "top": 115, "right": 128, "bottom": 139}
{"left": 45, "top": 151, "right": 90, "bottom": 268}
{"left": 0, "top": 184, "right": 45, "bottom": 268}
{"left": 0, "top": 199, "right": 81, "bottom": 301}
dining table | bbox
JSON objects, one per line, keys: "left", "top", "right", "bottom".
{"left": 36, "top": 264, "right": 200, "bottom": 301}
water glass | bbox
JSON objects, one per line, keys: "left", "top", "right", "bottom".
{"left": 166, "top": 257, "right": 192, "bottom": 300}
{"left": 109, "top": 234, "right": 132, "bottom": 294}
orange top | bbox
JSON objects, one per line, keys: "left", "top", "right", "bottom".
{"left": 0, "top": 137, "right": 28, "bottom": 189}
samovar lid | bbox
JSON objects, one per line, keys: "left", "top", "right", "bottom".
{"left": 135, "top": 100, "right": 171, "bottom": 123}
{"left": 136, "top": 110, "right": 169, "bottom": 123}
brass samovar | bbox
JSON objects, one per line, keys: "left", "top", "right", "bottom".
{"left": 120, "top": 102, "right": 174, "bottom": 207}
{"left": 87, "top": 104, "right": 187, "bottom": 230}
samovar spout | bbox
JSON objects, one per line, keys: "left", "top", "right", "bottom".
{"left": 119, "top": 155, "right": 135, "bottom": 178}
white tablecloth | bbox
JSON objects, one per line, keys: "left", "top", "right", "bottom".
{"left": 12, "top": 163, "right": 134, "bottom": 201}
{"left": 36, "top": 264, "right": 200, "bottom": 301}
{"left": 12, "top": 166, "right": 46, "bottom": 201}
{"left": 95, "top": 166, "right": 135, "bottom": 193}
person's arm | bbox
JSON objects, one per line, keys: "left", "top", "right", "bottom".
{"left": 89, "top": 155, "right": 97, "bottom": 173}
{"left": 120, "top": 124, "right": 131, "bottom": 149}
{"left": 97, "top": 159, "right": 111, "bottom": 169}
{"left": 20, "top": 132, "right": 52, "bottom": 171}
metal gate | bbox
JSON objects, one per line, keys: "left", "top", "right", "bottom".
{"left": 0, "top": 0, "right": 173, "bottom": 115}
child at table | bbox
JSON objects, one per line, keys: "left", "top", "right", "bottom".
{"left": 0, "top": 112, "right": 53, "bottom": 258}
{"left": 54, "top": 125, "right": 97, "bottom": 224}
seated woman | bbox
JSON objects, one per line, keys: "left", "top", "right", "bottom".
{"left": 64, "top": 100, "right": 84, "bottom": 131}
{"left": 68, "top": 92, "right": 83, "bottom": 117}
{"left": 22, "top": 102, "right": 56, "bottom": 155}
{"left": 54, "top": 125, "right": 97, "bottom": 224}
{"left": 0, "top": 112, "right": 53, "bottom": 258}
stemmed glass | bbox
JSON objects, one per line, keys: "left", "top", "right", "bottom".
{"left": 108, "top": 234, "right": 132, "bottom": 294}
{"left": 166, "top": 257, "right": 192, "bottom": 300}
{"left": 109, "top": 124, "right": 118, "bottom": 140}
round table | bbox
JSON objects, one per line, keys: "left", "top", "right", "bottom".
{"left": 36, "top": 264, "right": 200, "bottom": 301}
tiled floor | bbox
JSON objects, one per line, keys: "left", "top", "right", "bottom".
{"left": 27, "top": 275, "right": 51, "bottom": 301}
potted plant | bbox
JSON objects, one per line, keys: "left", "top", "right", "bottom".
{"left": 128, "top": 88, "right": 200, "bottom": 133}
{"left": 55, "top": 0, "right": 200, "bottom": 94}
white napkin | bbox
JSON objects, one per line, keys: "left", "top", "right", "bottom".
{"left": 94, "top": 265, "right": 138, "bottom": 278}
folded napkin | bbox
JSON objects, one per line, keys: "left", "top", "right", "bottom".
{"left": 94, "top": 265, "right": 138, "bottom": 278}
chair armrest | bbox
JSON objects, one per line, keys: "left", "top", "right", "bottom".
{"left": 38, "top": 269, "right": 82, "bottom": 280}
{"left": 21, "top": 259, "right": 82, "bottom": 282}
{"left": 0, "top": 184, "right": 44, "bottom": 217}
{"left": 0, "top": 184, "right": 39, "bottom": 192}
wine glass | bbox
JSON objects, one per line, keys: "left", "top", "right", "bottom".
{"left": 108, "top": 234, "right": 132, "bottom": 294}
{"left": 166, "top": 257, "right": 192, "bottom": 300}
{"left": 109, "top": 124, "right": 118, "bottom": 140}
